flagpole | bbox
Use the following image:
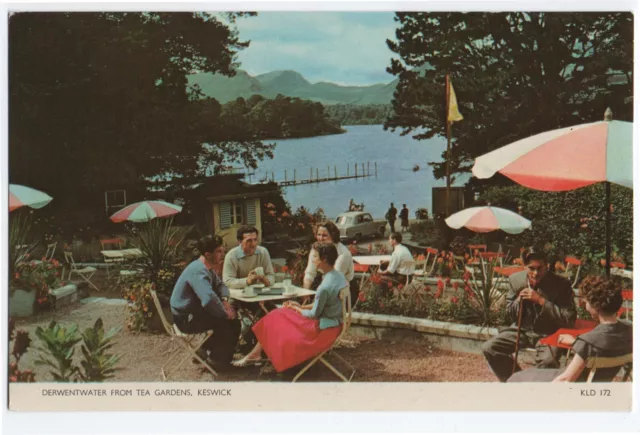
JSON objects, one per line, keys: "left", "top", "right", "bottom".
{"left": 445, "top": 74, "right": 451, "bottom": 217}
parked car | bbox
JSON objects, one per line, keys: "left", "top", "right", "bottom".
{"left": 334, "top": 211, "right": 386, "bottom": 242}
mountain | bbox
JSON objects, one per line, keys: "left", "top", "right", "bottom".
{"left": 188, "top": 69, "right": 396, "bottom": 105}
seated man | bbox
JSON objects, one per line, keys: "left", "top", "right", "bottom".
{"left": 170, "top": 235, "right": 240, "bottom": 370}
{"left": 222, "top": 225, "right": 275, "bottom": 289}
{"left": 482, "top": 252, "right": 576, "bottom": 382}
{"left": 379, "top": 232, "right": 415, "bottom": 285}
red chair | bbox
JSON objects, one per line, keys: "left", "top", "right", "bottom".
{"left": 468, "top": 244, "right": 487, "bottom": 256}
{"left": 561, "top": 256, "right": 583, "bottom": 287}
{"left": 618, "top": 289, "right": 632, "bottom": 320}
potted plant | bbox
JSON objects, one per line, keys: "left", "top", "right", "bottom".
{"left": 10, "top": 258, "right": 63, "bottom": 316}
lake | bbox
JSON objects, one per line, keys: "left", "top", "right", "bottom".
{"left": 250, "top": 125, "right": 468, "bottom": 219}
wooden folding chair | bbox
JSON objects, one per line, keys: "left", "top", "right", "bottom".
{"left": 561, "top": 256, "right": 583, "bottom": 287}
{"left": 150, "top": 290, "right": 217, "bottom": 380}
{"left": 413, "top": 247, "right": 438, "bottom": 280}
{"left": 618, "top": 289, "right": 633, "bottom": 320}
{"left": 585, "top": 353, "right": 633, "bottom": 383}
{"left": 292, "top": 286, "right": 356, "bottom": 382}
{"left": 63, "top": 251, "right": 100, "bottom": 291}
{"left": 45, "top": 242, "right": 57, "bottom": 261}
{"left": 468, "top": 244, "right": 487, "bottom": 256}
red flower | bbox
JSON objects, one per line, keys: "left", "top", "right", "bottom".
{"left": 437, "top": 258, "right": 444, "bottom": 264}
{"left": 358, "top": 291, "right": 366, "bottom": 302}
{"left": 437, "top": 279, "right": 445, "bottom": 291}
{"left": 14, "top": 273, "right": 20, "bottom": 279}
{"left": 463, "top": 271, "right": 471, "bottom": 281}
{"left": 445, "top": 277, "right": 451, "bottom": 285}
{"left": 450, "top": 296, "right": 459, "bottom": 304}
{"left": 282, "top": 265, "right": 289, "bottom": 273}
{"left": 423, "top": 285, "right": 431, "bottom": 293}
{"left": 397, "top": 283, "right": 404, "bottom": 290}
{"left": 379, "top": 302, "right": 385, "bottom": 309}
{"left": 452, "top": 281, "right": 459, "bottom": 290}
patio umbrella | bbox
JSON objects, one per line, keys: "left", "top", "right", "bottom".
{"left": 110, "top": 200, "right": 182, "bottom": 223}
{"left": 471, "top": 109, "right": 632, "bottom": 275}
{"left": 445, "top": 206, "right": 532, "bottom": 234}
{"left": 9, "top": 184, "right": 53, "bottom": 212}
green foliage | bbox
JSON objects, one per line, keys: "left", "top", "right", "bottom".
{"left": 34, "top": 318, "right": 122, "bottom": 382}
{"left": 222, "top": 94, "right": 344, "bottom": 139}
{"left": 385, "top": 12, "right": 633, "bottom": 181}
{"left": 10, "top": 12, "right": 272, "bottom": 203}
{"left": 34, "top": 321, "right": 82, "bottom": 382}
{"left": 128, "top": 218, "right": 192, "bottom": 285}
{"left": 479, "top": 183, "right": 633, "bottom": 267}
{"left": 78, "top": 319, "right": 122, "bottom": 382}
{"left": 408, "top": 219, "right": 446, "bottom": 249}
{"left": 324, "top": 104, "right": 394, "bottom": 125}
{"left": 9, "top": 212, "right": 39, "bottom": 284}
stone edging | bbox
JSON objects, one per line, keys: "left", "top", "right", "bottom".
{"left": 351, "top": 311, "right": 498, "bottom": 341}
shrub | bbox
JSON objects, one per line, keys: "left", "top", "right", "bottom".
{"left": 8, "top": 318, "right": 36, "bottom": 383}
{"left": 78, "top": 319, "right": 122, "bottom": 382}
{"left": 408, "top": 219, "right": 445, "bottom": 248}
{"left": 122, "top": 279, "right": 155, "bottom": 332}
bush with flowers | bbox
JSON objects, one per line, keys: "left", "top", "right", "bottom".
{"left": 121, "top": 278, "right": 155, "bottom": 332}
{"left": 8, "top": 318, "right": 36, "bottom": 383}
{"left": 11, "top": 257, "right": 63, "bottom": 310}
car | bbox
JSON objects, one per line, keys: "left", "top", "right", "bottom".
{"left": 334, "top": 211, "right": 387, "bottom": 242}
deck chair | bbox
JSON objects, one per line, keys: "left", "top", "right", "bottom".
{"left": 45, "top": 242, "right": 57, "bottom": 261}
{"left": 150, "top": 290, "right": 217, "bottom": 380}
{"left": 413, "top": 247, "right": 438, "bottom": 280}
{"left": 63, "top": 251, "right": 99, "bottom": 291}
{"left": 292, "top": 286, "right": 356, "bottom": 382}
{"left": 561, "top": 256, "right": 582, "bottom": 287}
{"left": 468, "top": 244, "right": 487, "bottom": 256}
{"left": 585, "top": 353, "right": 633, "bottom": 383}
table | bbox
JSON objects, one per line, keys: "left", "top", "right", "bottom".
{"left": 229, "top": 285, "right": 317, "bottom": 315}
{"left": 538, "top": 324, "right": 597, "bottom": 366}
{"left": 611, "top": 268, "right": 633, "bottom": 280}
{"left": 100, "top": 248, "right": 143, "bottom": 259}
{"left": 353, "top": 255, "right": 391, "bottom": 292}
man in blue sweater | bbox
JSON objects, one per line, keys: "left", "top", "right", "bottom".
{"left": 170, "top": 235, "right": 240, "bottom": 369}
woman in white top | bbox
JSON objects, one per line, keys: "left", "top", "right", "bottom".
{"left": 303, "top": 221, "right": 354, "bottom": 290}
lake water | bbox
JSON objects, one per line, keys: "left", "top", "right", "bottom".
{"left": 250, "top": 125, "right": 468, "bottom": 219}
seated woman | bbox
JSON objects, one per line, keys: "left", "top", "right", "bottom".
{"left": 509, "top": 275, "right": 632, "bottom": 383}
{"left": 303, "top": 221, "right": 356, "bottom": 302}
{"left": 232, "top": 242, "right": 348, "bottom": 371}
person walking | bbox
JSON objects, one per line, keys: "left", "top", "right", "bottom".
{"left": 399, "top": 204, "right": 409, "bottom": 232}
{"left": 385, "top": 203, "right": 397, "bottom": 234}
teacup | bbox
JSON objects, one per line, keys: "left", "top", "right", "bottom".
{"left": 242, "top": 285, "right": 260, "bottom": 297}
{"left": 254, "top": 267, "right": 265, "bottom": 276}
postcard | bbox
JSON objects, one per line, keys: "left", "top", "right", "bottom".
{"left": 3, "top": 4, "right": 636, "bottom": 430}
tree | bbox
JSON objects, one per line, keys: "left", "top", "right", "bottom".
{"left": 385, "top": 12, "right": 633, "bottom": 182}
{"left": 9, "top": 12, "right": 272, "bottom": 206}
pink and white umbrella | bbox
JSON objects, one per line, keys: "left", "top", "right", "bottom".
{"left": 110, "top": 200, "right": 182, "bottom": 223}
{"left": 445, "top": 206, "right": 532, "bottom": 234}
{"left": 9, "top": 184, "right": 53, "bottom": 212}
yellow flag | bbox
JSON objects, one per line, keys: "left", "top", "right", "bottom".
{"left": 447, "top": 80, "right": 463, "bottom": 124}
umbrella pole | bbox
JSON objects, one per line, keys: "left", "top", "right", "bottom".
{"left": 605, "top": 182, "right": 611, "bottom": 278}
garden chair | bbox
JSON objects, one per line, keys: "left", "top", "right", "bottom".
{"left": 560, "top": 256, "right": 582, "bottom": 287}
{"left": 468, "top": 244, "right": 487, "bottom": 256}
{"left": 292, "top": 286, "right": 356, "bottom": 382}
{"left": 63, "top": 250, "right": 100, "bottom": 291}
{"left": 413, "top": 247, "right": 438, "bottom": 280}
{"left": 618, "top": 289, "right": 632, "bottom": 320}
{"left": 45, "top": 242, "right": 57, "bottom": 261}
{"left": 150, "top": 289, "right": 217, "bottom": 380}
{"left": 585, "top": 353, "right": 633, "bottom": 383}
{"left": 100, "top": 237, "right": 125, "bottom": 278}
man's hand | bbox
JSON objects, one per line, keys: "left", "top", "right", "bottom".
{"left": 223, "top": 301, "right": 236, "bottom": 320}
{"left": 558, "top": 334, "right": 576, "bottom": 346}
{"left": 260, "top": 276, "right": 271, "bottom": 287}
{"left": 519, "top": 288, "right": 546, "bottom": 306}
{"left": 247, "top": 270, "right": 258, "bottom": 285}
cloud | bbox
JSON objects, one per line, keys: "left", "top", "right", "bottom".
{"left": 234, "top": 12, "right": 398, "bottom": 86}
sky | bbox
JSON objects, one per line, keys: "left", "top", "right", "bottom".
{"left": 232, "top": 12, "right": 399, "bottom": 87}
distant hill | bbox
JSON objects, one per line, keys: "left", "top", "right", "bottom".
{"left": 188, "top": 69, "right": 396, "bottom": 105}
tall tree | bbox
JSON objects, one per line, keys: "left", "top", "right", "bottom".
{"left": 385, "top": 12, "right": 633, "bottom": 183}
{"left": 9, "top": 12, "right": 272, "bottom": 205}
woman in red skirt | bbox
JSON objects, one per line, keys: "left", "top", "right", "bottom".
{"left": 232, "top": 242, "right": 348, "bottom": 372}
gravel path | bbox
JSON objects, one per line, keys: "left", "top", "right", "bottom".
{"left": 12, "top": 299, "right": 497, "bottom": 383}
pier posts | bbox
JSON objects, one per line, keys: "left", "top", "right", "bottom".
{"left": 355, "top": 163, "right": 358, "bottom": 178}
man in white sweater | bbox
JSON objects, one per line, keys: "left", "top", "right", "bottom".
{"left": 379, "top": 232, "right": 415, "bottom": 285}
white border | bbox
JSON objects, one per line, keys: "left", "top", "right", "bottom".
{"left": 1, "top": 1, "right": 638, "bottom": 434}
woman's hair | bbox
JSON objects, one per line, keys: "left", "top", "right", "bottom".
{"left": 312, "top": 242, "right": 338, "bottom": 266}
{"left": 196, "top": 235, "right": 223, "bottom": 256}
{"left": 315, "top": 221, "right": 340, "bottom": 244}
{"left": 578, "top": 275, "right": 623, "bottom": 315}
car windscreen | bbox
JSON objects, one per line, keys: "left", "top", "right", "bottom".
{"left": 335, "top": 216, "right": 351, "bottom": 225}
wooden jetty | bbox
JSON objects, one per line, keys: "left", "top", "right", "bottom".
{"left": 248, "top": 162, "right": 378, "bottom": 187}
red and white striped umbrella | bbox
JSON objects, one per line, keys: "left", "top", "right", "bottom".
{"left": 445, "top": 206, "right": 532, "bottom": 234}
{"left": 9, "top": 184, "right": 53, "bottom": 212}
{"left": 110, "top": 200, "right": 182, "bottom": 223}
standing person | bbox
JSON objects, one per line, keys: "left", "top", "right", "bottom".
{"left": 222, "top": 226, "right": 275, "bottom": 289}
{"left": 481, "top": 252, "right": 577, "bottom": 382}
{"left": 170, "top": 235, "right": 240, "bottom": 369}
{"left": 232, "top": 242, "right": 347, "bottom": 371}
{"left": 385, "top": 202, "right": 398, "bottom": 234}
{"left": 509, "top": 276, "right": 632, "bottom": 382}
{"left": 399, "top": 204, "right": 410, "bottom": 232}
{"left": 303, "top": 221, "right": 356, "bottom": 304}
{"left": 378, "top": 232, "right": 415, "bottom": 286}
